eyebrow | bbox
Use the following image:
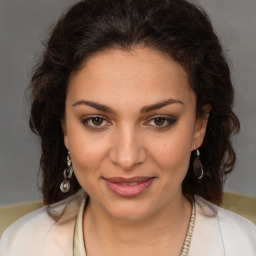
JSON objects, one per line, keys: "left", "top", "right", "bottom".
{"left": 141, "top": 99, "right": 184, "bottom": 113}
{"left": 72, "top": 98, "right": 184, "bottom": 114}
{"left": 72, "top": 100, "right": 116, "bottom": 114}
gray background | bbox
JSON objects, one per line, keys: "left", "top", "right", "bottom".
{"left": 0, "top": 0, "right": 255, "bottom": 206}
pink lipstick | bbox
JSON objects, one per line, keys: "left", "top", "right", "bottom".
{"left": 103, "top": 176, "right": 155, "bottom": 197}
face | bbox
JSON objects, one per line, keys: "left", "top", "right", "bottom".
{"left": 62, "top": 47, "right": 208, "bottom": 222}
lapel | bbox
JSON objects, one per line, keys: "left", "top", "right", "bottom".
{"left": 189, "top": 196, "right": 225, "bottom": 256}
{"left": 47, "top": 218, "right": 75, "bottom": 256}
{"left": 41, "top": 190, "right": 85, "bottom": 256}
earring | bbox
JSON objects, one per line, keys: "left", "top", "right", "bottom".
{"left": 60, "top": 151, "right": 73, "bottom": 193}
{"left": 193, "top": 149, "right": 204, "bottom": 180}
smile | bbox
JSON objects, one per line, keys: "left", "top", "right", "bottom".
{"left": 103, "top": 176, "right": 156, "bottom": 197}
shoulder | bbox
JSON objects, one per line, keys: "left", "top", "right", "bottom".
{"left": 0, "top": 206, "right": 54, "bottom": 255}
{"left": 216, "top": 202, "right": 256, "bottom": 254}
{"left": 196, "top": 195, "right": 256, "bottom": 236}
{"left": 0, "top": 190, "right": 85, "bottom": 256}
{"left": 196, "top": 196, "right": 256, "bottom": 255}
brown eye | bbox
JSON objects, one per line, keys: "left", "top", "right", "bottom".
{"left": 147, "top": 116, "right": 177, "bottom": 129}
{"left": 82, "top": 116, "right": 111, "bottom": 130}
{"left": 153, "top": 117, "right": 166, "bottom": 126}
{"left": 91, "top": 117, "right": 104, "bottom": 126}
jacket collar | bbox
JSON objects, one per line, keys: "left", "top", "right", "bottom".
{"left": 189, "top": 196, "right": 225, "bottom": 255}
{"left": 48, "top": 190, "right": 85, "bottom": 255}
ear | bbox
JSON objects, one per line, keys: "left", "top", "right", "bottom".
{"left": 61, "top": 118, "right": 70, "bottom": 150}
{"left": 191, "top": 105, "right": 211, "bottom": 150}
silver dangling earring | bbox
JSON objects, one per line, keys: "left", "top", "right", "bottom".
{"left": 193, "top": 149, "right": 204, "bottom": 180}
{"left": 60, "top": 151, "right": 74, "bottom": 193}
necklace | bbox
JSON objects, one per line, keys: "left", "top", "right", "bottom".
{"left": 180, "top": 201, "right": 195, "bottom": 256}
{"left": 74, "top": 197, "right": 195, "bottom": 256}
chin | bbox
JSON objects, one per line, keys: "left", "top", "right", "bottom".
{"left": 103, "top": 198, "right": 156, "bottom": 223}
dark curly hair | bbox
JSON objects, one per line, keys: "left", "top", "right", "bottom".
{"left": 29, "top": 0, "right": 240, "bottom": 205}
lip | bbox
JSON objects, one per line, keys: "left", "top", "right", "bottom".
{"left": 103, "top": 176, "right": 156, "bottom": 197}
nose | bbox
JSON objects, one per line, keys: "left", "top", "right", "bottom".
{"left": 109, "top": 124, "right": 147, "bottom": 170}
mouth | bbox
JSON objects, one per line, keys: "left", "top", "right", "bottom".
{"left": 103, "top": 176, "right": 156, "bottom": 197}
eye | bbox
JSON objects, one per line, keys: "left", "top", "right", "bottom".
{"left": 153, "top": 117, "right": 166, "bottom": 126}
{"left": 147, "top": 116, "right": 177, "bottom": 128}
{"left": 91, "top": 117, "right": 104, "bottom": 126}
{"left": 82, "top": 116, "right": 110, "bottom": 129}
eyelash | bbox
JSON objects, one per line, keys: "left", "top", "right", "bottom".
{"left": 81, "top": 115, "right": 177, "bottom": 130}
{"left": 81, "top": 115, "right": 111, "bottom": 130}
{"left": 146, "top": 115, "right": 177, "bottom": 128}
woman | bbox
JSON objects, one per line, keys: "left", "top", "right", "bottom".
{"left": 1, "top": 0, "right": 255, "bottom": 255}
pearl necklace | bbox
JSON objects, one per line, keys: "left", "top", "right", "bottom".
{"left": 180, "top": 201, "right": 195, "bottom": 256}
{"left": 74, "top": 197, "right": 195, "bottom": 256}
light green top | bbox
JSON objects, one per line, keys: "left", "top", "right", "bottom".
{"left": 73, "top": 196, "right": 87, "bottom": 256}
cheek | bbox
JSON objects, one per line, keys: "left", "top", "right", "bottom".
{"left": 66, "top": 122, "right": 110, "bottom": 183}
{"left": 153, "top": 141, "right": 191, "bottom": 173}
{"left": 149, "top": 125, "right": 194, "bottom": 175}
{"left": 69, "top": 134, "right": 110, "bottom": 192}
{"left": 71, "top": 137, "right": 107, "bottom": 169}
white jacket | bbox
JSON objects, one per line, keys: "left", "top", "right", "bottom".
{"left": 0, "top": 190, "right": 256, "bottom": 256}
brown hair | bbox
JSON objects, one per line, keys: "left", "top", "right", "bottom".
{"left": 29, "top": 0, "right": 240, "bottom": 205}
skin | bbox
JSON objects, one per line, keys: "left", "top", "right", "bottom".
{"left": 62, "top": 47, "right": 209, "bottom": 256}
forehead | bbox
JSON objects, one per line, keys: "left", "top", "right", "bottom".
{"left": 67, "top": 47, "right": 195, "bottom": 109}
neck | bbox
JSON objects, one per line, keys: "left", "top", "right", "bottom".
{"left": 83, "top": 193, "right": 192, "bottom": 256}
